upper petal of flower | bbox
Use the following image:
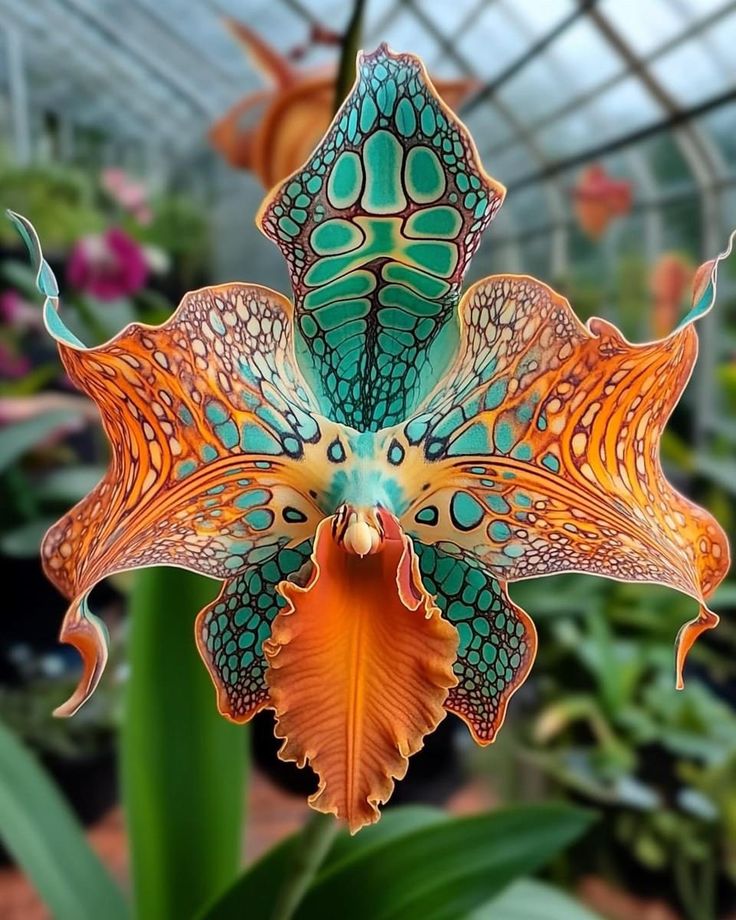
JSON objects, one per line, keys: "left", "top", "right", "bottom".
{"left": 257, "top": 44, "right": 505, "bottom": 431}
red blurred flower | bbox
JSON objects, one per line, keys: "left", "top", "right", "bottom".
{"left": 573, "top": 163, "right": 632, "bottom": 239}
{"left": 67, "top": 229, "right": 149, "bottom": 300}
{"left": 0, "top": 342, "right": 30, "bottom": 379}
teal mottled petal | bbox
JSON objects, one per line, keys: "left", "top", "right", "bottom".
{"left": 258, "top": 45, "right": 505, "bottom": 430}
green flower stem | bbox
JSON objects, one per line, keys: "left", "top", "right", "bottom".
{"left": 122, "top": 568, "right": 247, "bottom": 920}
{"left": 333, "top": 0, "right": 366, "bottom": 112}
{"left": 271, "top": 812, "right": 339, "bottom": 920}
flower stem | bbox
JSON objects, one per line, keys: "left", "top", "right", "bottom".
{"left": 271, "top": 812, "right": 339, "bottom": 920}
{"left": 333, "top": 0, "right": 366, "bottom": 112}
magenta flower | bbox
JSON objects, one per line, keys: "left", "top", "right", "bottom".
{"left": 0, "top": 290, "right": 44, "bottom": 332}
{"left": 67, "top": 229, "right": 149, "bottom": 301}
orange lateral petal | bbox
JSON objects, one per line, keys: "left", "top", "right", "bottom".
{"left": 265, "top": 514, "right": 458, "bottom": 833}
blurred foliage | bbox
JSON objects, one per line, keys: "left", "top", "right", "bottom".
{"left": 0, "top": 636, "right": 121, "bottom": 759}
{"left": 0, "top": 161, "right": 103, "bottom": 248}
{"left": 505, "top": 553, "right": 736, "bottom": 919}
{"left": 0, "top": 719, "right": 127, "bottom": 920}
{"left": 0, "top": 702, "right": 594, "bottom": 919}
{"left": 122, "top": 194, "right": 210, "bottom": 286}
{"left": 200, "top": 802, "right": 595, "bottom": 920}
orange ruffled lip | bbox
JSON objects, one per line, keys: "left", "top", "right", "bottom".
{"left": 264, "top": 508, "right": 458, "bottom": 833}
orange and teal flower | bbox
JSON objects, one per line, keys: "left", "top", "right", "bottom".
{"left": 9, "top": 46, "right": 731, "bottom": 833}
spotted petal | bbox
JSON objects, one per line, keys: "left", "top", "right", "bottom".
{"left": 258, "top": 45, "right": 505, "bottom": 430}
{"left": 417, "top": 544, "right": 536, "bottom": 743}
{"left": 400, "top": 262, "right": 731, "bottom": 688}
{"left": 195, "top": 541, "right": 312, "bottom": 722}
{"left": 10, "top": 212, "right": 336, "bottom": 715}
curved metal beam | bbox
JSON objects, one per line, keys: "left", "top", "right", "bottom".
{"left": 486, "top": 1, "right": 736, "bottom": 160}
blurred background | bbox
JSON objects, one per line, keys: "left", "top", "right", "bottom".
{"left": 1, "top": 2, "right": 736, "bottom": 918}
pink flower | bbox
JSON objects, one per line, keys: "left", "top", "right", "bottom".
{"left": 0, "top": 394, "right": 97, "bottom": 444}
{"left": 0, "top": 290, "right": 44, "bottom": 332}
{"left": 67, "top": 229, "right": 149, "bottom": 300}
{"left": 101, "top": 168, "right": 152, "bottom": 225}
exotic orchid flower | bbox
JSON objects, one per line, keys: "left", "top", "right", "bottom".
{"left": 9, "top": 46, "right": 731, "bottom": 833}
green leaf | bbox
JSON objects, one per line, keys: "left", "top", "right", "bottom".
{"left": 200, "top": 806, "right": 446, "bottom": 920}
{"left": 121, "top": 568, "right": 247, "bottom": 920}
{"left": 0, "top": 364, "right": 58, "bottom": 397}
{"left": 203, "top": 803, "right": 593, "bottom": 920}
{"left": 36, "top": 465, "right": 106, "bottom": 502}
{"left": 325, "top": 804, "right": 446, "bottom": 865}
{"left": 0, "top": 718, "right": 128, "bottom": 920}
{"left": 0, "top": 410, "right": 80, "bottom": 472}
{"left": 472, "top": 878, "right": 602, "bottom": 919}
{"left": 0, "top": 517, "right": 57, "bottom": 557}
{"left": 297, "top": 804, "right": 594, "bottom": 920}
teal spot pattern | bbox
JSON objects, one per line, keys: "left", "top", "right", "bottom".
{"left": 417, "top": 543, "right": 534, "bottom": 742}
{"left": 198, "top": 541, "right": 312, "bottom": 720}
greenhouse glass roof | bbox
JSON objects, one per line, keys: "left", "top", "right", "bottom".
{"left": 1, "top": 0, "right": 735, "bottom": 264}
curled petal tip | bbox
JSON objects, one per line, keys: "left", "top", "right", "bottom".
{"left": 53, "top": 596, "right": 109, "bottom": 718}
{"left": 685, "top": 228, "right": 736, "bottom": 324}
{"left": 675, "top": 604, "right": 719, "bottom": 691}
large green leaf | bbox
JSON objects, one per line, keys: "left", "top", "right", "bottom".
{"left": 0, "top": 718, "right": 128, "bottom": 920}
{"left": 203, "top": 803, "right": 593, "bottom": 920}
{"left": 121, "top": 568, "right": 247, "bottom": 920}
{"left": 472, "top": 878, "right": 602, "bottom": 919}
{"left": 299, "top": 804, "right": 593, "bottom": 920}
{"left": 325, "top": 805, "right": 446, "bottom": 865}
{"left": 199, "top": 806, "right": 446, "bottom": 920}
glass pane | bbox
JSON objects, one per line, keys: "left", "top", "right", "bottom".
{"left": 500, "top": 57, "right": 572, "bottom": 124}
{"left": 696, "top": 102, "right": 736, "bottom": 169}
{"left": 651, "top": 42, "right": 724, "bottom": 105}
{"left": 488, "top": 142, "right": 538, "bottom": 185}
{"left": 502, "top": 0, "right": 576, "bottom": 37}
{"left": 378, "top": 8, "right": 439, "bottom": 64}
{"left": 552, "top": 17, "right": 622, "bottom": 93}
{"left": 457, "top": 5, "right": 526, "bottom": 79}
{"left": 600, "top": 0, "right": 686, "bottom": 56}
{"left": 422, "top": 0, "right": 486, "bottom": 36}
{"left": 466, "top": 105, "right": 519, "bottom": 154}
